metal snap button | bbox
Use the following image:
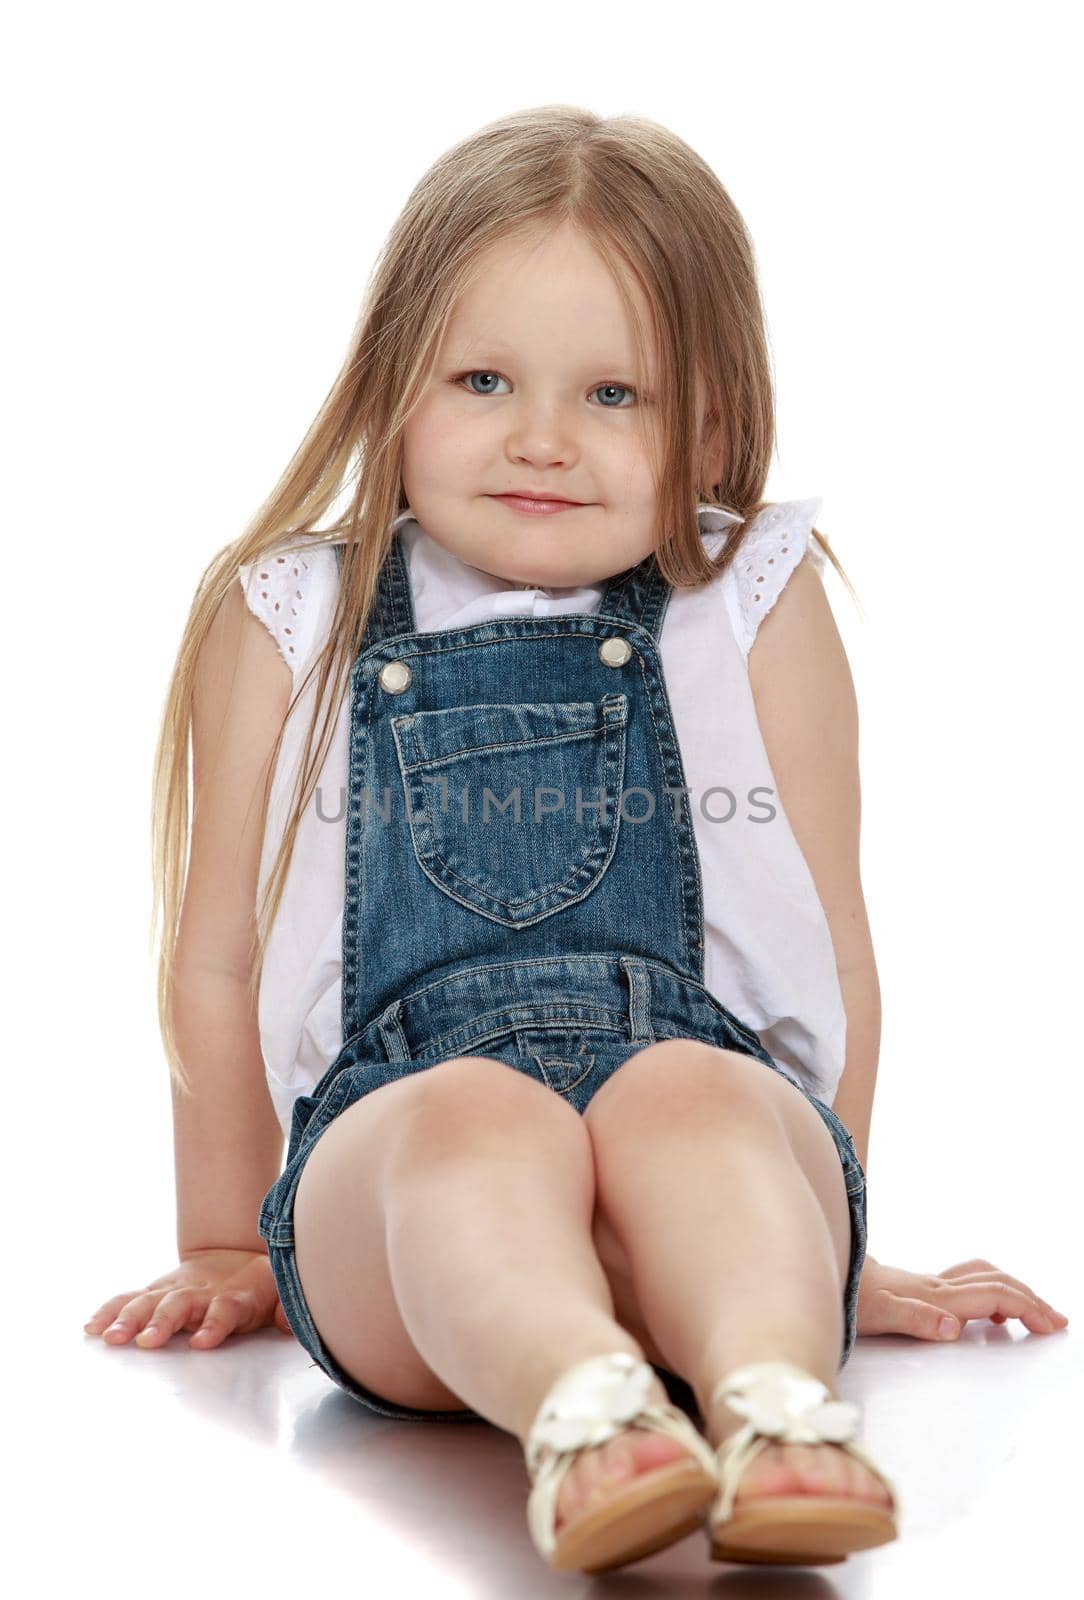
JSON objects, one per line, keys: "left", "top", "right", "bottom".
{"left": 599, "top": 636, "right": 632, "bottom": 667}
{"left": 378, "top": 659, "right": 412, "bottom": 694}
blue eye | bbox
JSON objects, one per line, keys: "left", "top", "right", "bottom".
{"left": 453, "top": 371, "right": 637, "bottom": 407}
{"left": 592, "top": 383, "right": 635, "bottom": 408}
{"left": 459, "top": 371, "right": 510, "bottom": 396}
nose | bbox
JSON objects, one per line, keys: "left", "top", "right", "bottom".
{"left": 504, "top": 397, "right": 581, "bottom": 468}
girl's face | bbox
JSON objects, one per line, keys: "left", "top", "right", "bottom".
{"left": 401, "top": 221, "right": 694, "bottom": 591}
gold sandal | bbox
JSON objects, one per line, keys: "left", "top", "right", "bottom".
{"left": 523, "top": 1350, "right": 720, "bottom": 1573}
{"left": 705, "top": 1360, "right": 900, "bottom": 1565}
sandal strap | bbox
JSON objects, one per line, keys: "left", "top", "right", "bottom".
{"left": 707, "top": 1360, "right": 899, "bottom": 1525}
{"left": 524, "top": 1352, "right": 718, "bottom": 1560}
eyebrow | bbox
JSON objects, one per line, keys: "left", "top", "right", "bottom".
{"left": 451, "top": 344, "right": 641, "bottom": 370}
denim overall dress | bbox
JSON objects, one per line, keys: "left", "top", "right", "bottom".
{"left": 257, "top": 528, "right": 868, "bottom": 1419}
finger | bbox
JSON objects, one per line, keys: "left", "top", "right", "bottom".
{"left": 84, "top": 1294, "right": 146, "bottom": 1334}
{"left": 98, "top": 1293, "right": 166, "bottom": 1343}
{"left": 188, "top": 1288, "right": 255, "bottom": 1349}
{"left": 933, "top": 1271, "right": 1067, "bottom": 1325}
{"left": 870, "top": 1293, "right": 961, "bottom": 1341}
{"left": 134, "top": 1288, "right": 209, "bottom": 1347}
{"left": 937, "top": 1259, "right": 1000, "bottom": 1278}
{"left": 937, "top": 1261, "right": 1068, "bottom": 1322}
{"left": 937, "top": 1284, "right": 1067, "bottom": 1334}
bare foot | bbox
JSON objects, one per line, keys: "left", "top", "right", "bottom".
{"left": 553, "top": 1376, "right": 699, "bottom": 1534}
{"left": 706, "top": 1391, "right": 894, "bottom": 1509}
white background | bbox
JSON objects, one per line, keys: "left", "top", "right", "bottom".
{"left": 5, "top": 1, "right": 1079, "bottom": 1592}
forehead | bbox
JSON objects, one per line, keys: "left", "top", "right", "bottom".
{"left": 443, "top": 227, "right": 656, "bottom": 369}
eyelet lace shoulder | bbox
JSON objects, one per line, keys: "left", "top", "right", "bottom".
{"left": 727, "top": 497, "right": 825, "bottom": 659}
{"left": 236, "top": 537, "right": 336, "bottom": 675}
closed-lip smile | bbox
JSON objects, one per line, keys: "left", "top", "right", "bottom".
{"left": 491, "top": 489, "right": 586, "bottom": 505}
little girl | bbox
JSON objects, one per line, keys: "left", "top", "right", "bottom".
{"left": 84, "top": 105, "right": 1067, "bottom": 1576}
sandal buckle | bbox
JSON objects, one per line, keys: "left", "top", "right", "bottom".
{"left": 712, "top": 1360, "right": 861, "bottom": 1445}
{"left": 525, "top": 1352, "right": 653, "bottom": 1476}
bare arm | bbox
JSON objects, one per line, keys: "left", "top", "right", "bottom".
{"left": 747, "top": 555, "right": 881, "bottom": 1176}
{"left": 173, "top": 574, "right": 294, "bottom": 1255}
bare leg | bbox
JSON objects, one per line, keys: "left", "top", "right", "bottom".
{"left": 588, "top": 1064, "right": 892, "bottom": 1507}
{"left": 383, "top": 1060, "right": 703, "bottom": 1527}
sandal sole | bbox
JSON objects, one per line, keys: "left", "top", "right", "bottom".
{"left": 547, "top": 1458, "right": 719, "bottom": 1573}
{"left": 709, "top": 1495, "right": 898, "bottom": 1565}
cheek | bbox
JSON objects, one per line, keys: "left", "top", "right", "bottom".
{"left": 403, "top": 403, "right": 481, "bottom": 481}
{"left": 596, "top": 424, "right": 657, "bottom": 485}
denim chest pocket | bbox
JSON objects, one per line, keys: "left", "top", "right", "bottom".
{"left": 390, "top": 693, "right": 629, "bottom": 927}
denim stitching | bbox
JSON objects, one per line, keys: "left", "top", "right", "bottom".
{"left": 397, "top": 720, "right": 628, "bottom": 922}
{"left": 633, "top": 642, "right": 701, "bottom": 979}
{"left": 377, "top": 999, "right": 411, "bottom": 1062}
{"left": 343, "top": 663, "right": 381, "bottom": 1041}
{"left": 620, "top": 957, "right": 655, "bottom": 1044}
{"left": 398, "top": 720, "right": 615, "bottom": 767}
{"left": 367, "top": 951, "right": 749, "bottom": 1041}
{"left": 352, "top": 616, "right": 660, "bottom": 666}
{"left": 532, "top": 1054, "right": 596, "bottom": 1094}
{"left": 411, "top": 1005, "right": 628, "bottom": 1061}
{"left": 395, "top": 697, "right": 626, "bottom": 768}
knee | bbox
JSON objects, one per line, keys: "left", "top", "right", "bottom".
{"left": 398, "top": 1053, "right": 589, "bottom": 1158}
{"left": 585, "top": 1041, "right": 784, "bottom": 1145}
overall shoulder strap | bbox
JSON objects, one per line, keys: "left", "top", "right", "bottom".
{"left": 595, "top": 549, "right": 673, "bottom": 642}
{"left": 334, "top": 534, "right": 417, "bottom": 650}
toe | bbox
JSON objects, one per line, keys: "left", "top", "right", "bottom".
{"left": 555, "top": 1429, "right": 691, "bottom": 1532}
{"left": 852, "top": 1458, "right": 895, "bottom": 1506}
{"left": 735, "top": 1443, "right": 892, "bottom": 1506}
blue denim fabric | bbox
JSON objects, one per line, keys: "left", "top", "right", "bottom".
{"left": 258, "top": 531, "right": 868, "bottom": 1421}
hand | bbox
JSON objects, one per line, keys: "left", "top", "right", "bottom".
{"left": 83, "top": 1248, "right": 294, "bottom": 1349}
{"left": 856, "top": 1254, "right": 1070, "bottom": 1341}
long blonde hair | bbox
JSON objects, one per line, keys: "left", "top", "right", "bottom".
{"left": 151, "top": 103, "right": 857, "bottom": 1095}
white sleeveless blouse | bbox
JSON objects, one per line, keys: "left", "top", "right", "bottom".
{"left": 238, "top": 499, "right": 846, "bottom": 1135}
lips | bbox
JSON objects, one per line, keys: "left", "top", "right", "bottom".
{"left": 492, "top": 491, "right": 585, "bottom": 505}
{"left": 491, "top": 495, "right": 585, "bottom": 518}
